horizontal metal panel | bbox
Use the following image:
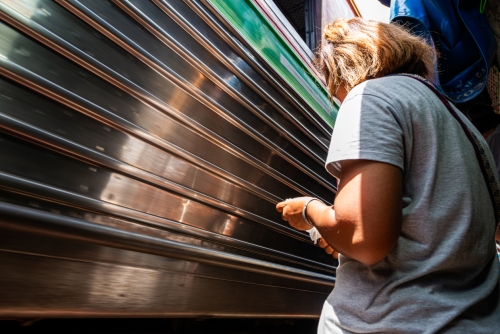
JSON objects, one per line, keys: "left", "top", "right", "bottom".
{"left": 0, "top": 200, "right": 333, "bottom": 317}
{"left": 0, "top": 189, "right": 335, "bottom": 273}
{"left": 0, "top": 202, "right": 335, "bottom": 284}
{"left": 0, "top": 131, "right": 334, "bottom": 258}
{"left": 0, "top": 0, "right": 337, "bottom": 318}
{"left": 0, "top": 252, "right": 326, "bottom": 318}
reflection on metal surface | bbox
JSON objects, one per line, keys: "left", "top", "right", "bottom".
{"left": 0, "top": 0, "right": 337, "bottom": 318}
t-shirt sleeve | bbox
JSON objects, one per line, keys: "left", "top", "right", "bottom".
{"left": 325, "top": 91, "right": 405, "bottom": 179}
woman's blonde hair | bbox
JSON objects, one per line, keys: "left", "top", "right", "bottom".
{"left": 316, "top": 18, "right": 436, "bottom": 97}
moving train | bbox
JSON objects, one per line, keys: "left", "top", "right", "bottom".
{"left": 0, "top": 0, "right": 341, "bottom": 318}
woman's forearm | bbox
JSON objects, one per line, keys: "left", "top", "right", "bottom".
{"left": 305, "top": 161, "right": 402, "bottom": 265}
{"left": 276, "top": 161, "right": 402, "bottom": 265}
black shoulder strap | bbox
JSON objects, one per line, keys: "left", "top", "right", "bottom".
{"left": 399, "top": 74, "right": 500, "bottom": 226}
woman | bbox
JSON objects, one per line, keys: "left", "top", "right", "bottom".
{"left": 277, "top": 18, "right": 500, "bottom": 333}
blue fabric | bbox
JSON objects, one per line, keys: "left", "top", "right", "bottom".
{"left": 390, "top": 0, "right": 497, "bottom": 102}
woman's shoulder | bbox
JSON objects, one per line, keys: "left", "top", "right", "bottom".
{"left": 348, "top": 76, "right": 423, "bottom": 100}
{"left": 345, "top": 76, "right": 439, "bottom": 117}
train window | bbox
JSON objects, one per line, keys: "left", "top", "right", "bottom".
{"left": 258, "top": 0, "right": 360, "bottom": 56}
{"left": 271, "top": 0, "right": 320, "bottom": 50}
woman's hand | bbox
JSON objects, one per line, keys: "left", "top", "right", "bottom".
{"left": 276, "top": 197, "right": 316, "bottom": 231}
{"left": 276, "top": 197, "right": 339, "bottom": 258}
{"left": 318, "top": 238, "right": 339, "bottom": 258}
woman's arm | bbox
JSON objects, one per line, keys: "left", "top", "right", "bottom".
{"left": 277, "top": 159, "right": 403, "bottom": 265}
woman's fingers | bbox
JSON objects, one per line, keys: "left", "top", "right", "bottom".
{"left": 318, "top": 238, "right": 329, "bottom": 249}
{"left": 318, "top": 238, "right": 339, "bottom": 258}
{"left": 276, "top": 201, "right": 285, "bottom": 212}
{"left": 324, "top": 246, "right": 334, "bottom": 255}
{"left": 326, "top": 246, "right": 339, "bottom": 258}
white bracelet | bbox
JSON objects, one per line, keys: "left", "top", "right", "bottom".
{"left": 302, "top": 198, "right": 321, "bottom": 227}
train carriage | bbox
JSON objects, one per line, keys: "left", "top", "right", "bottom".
{"left": 0, "top": 0, "right": 341, "bottom": 318}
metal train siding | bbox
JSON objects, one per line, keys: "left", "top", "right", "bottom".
{"left": 0, "top": 0, "right": 337, "bottom": 318}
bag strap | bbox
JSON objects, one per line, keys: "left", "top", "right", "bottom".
{"left": 398, "top": 74, "right": 500, "bottom": 226}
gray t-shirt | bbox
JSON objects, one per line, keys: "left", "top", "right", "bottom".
{"left": 320, "top": 76, "right": 500, "bottom": 334}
